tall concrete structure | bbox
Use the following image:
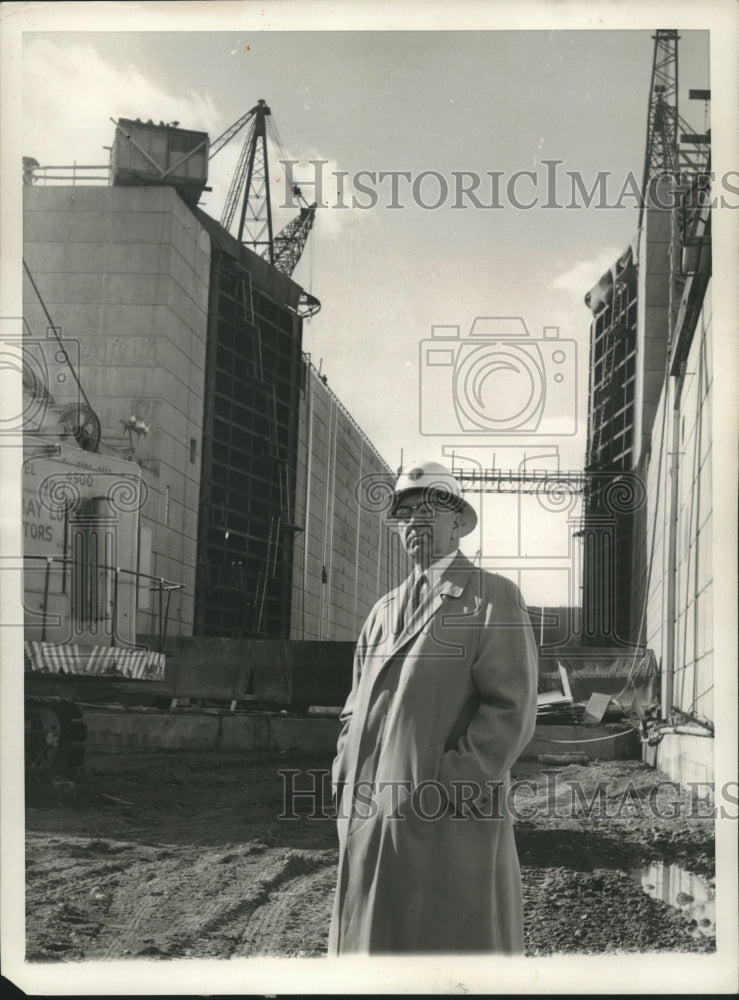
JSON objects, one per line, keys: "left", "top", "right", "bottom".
{"left": 188, "top": 210, "right": 306, "bottom": 639}
{"left": 291, "top": 359, "right": 407, "bottom": 640}
{"left": 583, "top": 170, "right": 714, "bottom": 788}
{"left": 631, "top": 178, "right": 713, "bottom": 788}
{"left": 23, "top": 185, "right": 210, "bottom": 639}
{"left": 583, "top": 244, "right": 639, "bottom": 647}
{"left": 23, "top": 133, "right": 399, "bottom": 646}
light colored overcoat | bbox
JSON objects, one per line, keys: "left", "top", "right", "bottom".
{"left": 328, "top": 553, "right": 538, "bottom": 955}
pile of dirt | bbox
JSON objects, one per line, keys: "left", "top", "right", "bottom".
{"left": 25, "top": 749, "right": 715, "bottom": 960}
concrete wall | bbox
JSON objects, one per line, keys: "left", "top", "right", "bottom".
{"left": 638, "top": 287, "right": 714, "bottom": 787}
{"left": 82, "top": 707, "right": 341, "bottom": 753}
{"left": 641, "top": 288, "right": 713, "bottom": 722}
{"left": 648, "top": 731, "right": 714, "bottom": 795}
{"left": 291, "top": 362, "right": 408, "bottom": 640}
{"left": 82, "top": 708, "right": 640, "bottom": 761}
{"left": 23, "top": 186, "right": 211, "bottom": 635}
{"left": 635, "top": 187, "right": 672, "bottom": 466}
{"left": 672, "top": 292, "right": 713, "bottom": 722}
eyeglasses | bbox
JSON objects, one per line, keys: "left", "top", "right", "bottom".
{"left": 391, "top": 500, "right": 457, "bottom": 523}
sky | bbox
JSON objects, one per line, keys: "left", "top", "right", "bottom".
{"left": 17, "top": 23, "right": 712, "bottom": 604}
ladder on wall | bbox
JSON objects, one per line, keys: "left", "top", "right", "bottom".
{"left": 236, "top": 268, "right": 266, "bottom": 381}
{"left": 255, "top": 512, "right": 281, "bottom": 632}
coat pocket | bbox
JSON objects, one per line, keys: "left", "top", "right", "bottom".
{"left": 429, "top": 741, "right": 446, "bottom": 782}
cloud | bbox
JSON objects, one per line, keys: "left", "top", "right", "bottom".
{"left": 23, "top": 38, "right": 220, "bottom": 166}
{"left": 21, "top": 37, "right": 363, "bottom": 257}
{"left": 550, "top": 246, "right": 626, "bottom": 298}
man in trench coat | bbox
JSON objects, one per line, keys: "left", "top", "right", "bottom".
{"left": 328, "top": 460, "right": 538, "bottom": 955}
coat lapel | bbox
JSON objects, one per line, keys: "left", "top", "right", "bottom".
{"left": 376, "top": 555, "right": 476, "bottom": 666}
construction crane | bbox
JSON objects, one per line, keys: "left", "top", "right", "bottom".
{"left": 585, "top": 29, "right": 711, "bottom": 474}
{"left": 208, "top": 99, "right": 318, "bottom": 287}
{"left": 633, "top": 29, "right": 711, "bottom": 368}
{"left": 638, "top": 30, "right": 711, "bottom": 230}
{"left": 272, "top": 198, "right": 317, "bottom": 277}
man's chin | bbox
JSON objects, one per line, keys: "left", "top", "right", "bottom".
{"left": 407, "top": 544, "right": 432, "bottom": 570}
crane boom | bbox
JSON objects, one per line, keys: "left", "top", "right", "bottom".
{"left": 272, "top": 202, "right": 317, "bottom": 277}
{"left": 208, "top": 104, "right": 260, "bottom": 160}
{"left": 219, "top": 113, "right": 259, "bottom": 234}
{"left": 638, "top": 30, "right": 710, "bottom": 230}
{"left": 209, "top": 99, "right": 317, "bottom": 282}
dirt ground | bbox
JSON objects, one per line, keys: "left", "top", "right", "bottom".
{"left": 25, "top": 746, "right": 716, "bottom": 960}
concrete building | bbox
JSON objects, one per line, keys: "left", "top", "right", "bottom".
{"left": 292, "top": 358, "right": 406, "bottom": 640}
{"left": 22, "top": 122, "right": 400, "bottom": 646}
{"left": 24, "top": 184, "right": 211, "bottom": 639}
{"left": 22, "top": 420, "right": 143, "bottom": 651}
{"left": 583, "top": 169, "right": 714, "bottom": 788}
{"left": 582, "top": 243, "right": 640, "bottom": 647}
{"left": 187, "top": 209, "right": 307, "bottom": 639}
{"left": 632, "top": 176, "right": 713, "bottom": 788}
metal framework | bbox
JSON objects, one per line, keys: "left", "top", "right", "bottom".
{"left": 639, "top": 29, "right": 680, "bottom": 224}
{"left": 217, "top": 100, "right": 274, "bottom": 256}
{"left": 273, "top": 202, "right": 318, "bottom": 277}
{"left": 639, "top": 30, "right": 711, "bottom": 228}
{"left": 585, "top": 258, "right": 639, "bottom": 474}
{"left": 449, "top": 466, "right": 587, "bottom": 495}
{"left": 210, "top": 100, "right": 318, "bottom": 280}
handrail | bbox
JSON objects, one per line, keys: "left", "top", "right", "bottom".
{"left": 23, "top": 553, "right": 183, "bottom": 591}
{"left": 24, "top": 553, "right": 182, "bottom": 651}
{"left": 27, "top": 164, "right": 111, "bottom": 186}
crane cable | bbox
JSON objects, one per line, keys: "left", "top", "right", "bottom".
{"left": 22, "top": 258, "right": 96, "bottom": 416}
{"left": 267, "top": 117, "right": 290, "bottom": 177}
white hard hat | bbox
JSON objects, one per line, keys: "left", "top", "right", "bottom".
{"left": 390, "top": 460, "right": 477, "bottom": 537}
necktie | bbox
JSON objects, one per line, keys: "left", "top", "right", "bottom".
{"left": 405, "top": 574, "right": 428, "bottom": 630}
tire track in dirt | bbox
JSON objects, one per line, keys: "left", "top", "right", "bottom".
{"left": 91, "top": 847, "right": 335, "bottom": 959}
{"left": 26, "top": 752, "right": 716, "bottom": 960}
{"left": 26, "top": 856, "right": 135, "bottom": 897}
{"left": 189, "top": 850, "right": 334, "bottom": 958}
{"left": 27, "top": 828, "right": 323, "bottom": 961}
{"left": 236, "top": 860, "right": 337, "bottom": 957}
{"left": 99, "top": 844, "right": 269, "bottom": 958}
